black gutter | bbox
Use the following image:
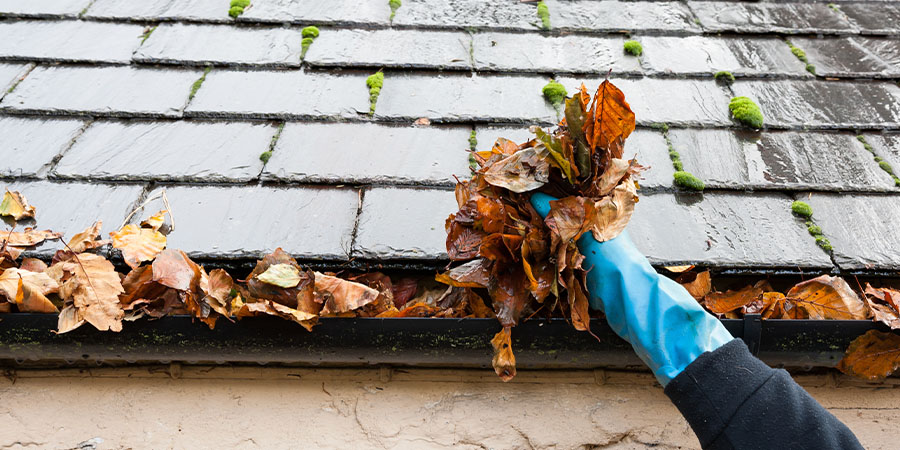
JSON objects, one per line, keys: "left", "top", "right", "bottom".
{"left": 0, "top": 314, "right": 881, "bottom": 369}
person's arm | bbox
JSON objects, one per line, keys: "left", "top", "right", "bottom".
{"left": 530, "top": 193, "right": 863, "bottom": 450}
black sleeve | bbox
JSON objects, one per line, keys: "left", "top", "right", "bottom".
{"left": 663, "top": 339, "right": 863, "bottom": 450}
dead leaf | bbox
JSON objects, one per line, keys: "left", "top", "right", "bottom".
{"left": 679, "top": 270, "right": 711, "bottom": 301}
{"left": 237, "top": 300, "right": 317, "bottom": 332}
{"left": 15, "top": 275, "right": 58, "bottom": 313}
{"left": 583, "top": 80, "right": 635, "bottom": 158}
{"left": 315, "top": 272, "right": 379, "bottom": 314}
{"left": 704, "top": 281, "right": 768, "bottom": 315}
{"left": 66, "top": 221, "right": 108, "bottom": 253}
{"left": 590, "top": 180, "right": 636, "bottom": 243}
{"left": 257, "top": 263, "right": 302, "bottom": 288}
{"left": 837, "top": 330, "right": 900, "bottom": 380}
{"left": 483, "top": 147, "right": 550, "bottom": 193}
{"left": 0, "top": 190, "right": 35, "bottom": 220}
{"left": 48, "top": 253, "right": 125, "bottom": 333}
{"left": 0, "top": 268, "right": 58, "bottom": 301}
{"left": 435, "top": 259, "right": 491, "bottom": 288}
{"left": 140, "top": 210, "right": 167, "bottom": 232}
{"left": 111, "top": 224, "right": 166, "bottom": 269}
{"left": 787, "top": 275, "right": 868, "bottom": 320}
{"left": 200, "top": 267, "right": 234, "bottom": 318}
{"left": 19, "top": 258, "right": 47, "bottom": 273}
{"left": 491, "top": 327, "right": 516, "bottom": 382}
{"left": 151, "top": 249, "right": 199, "bottom": 291}
{"left": 1, "top": 229, "right": 62, "bottom": 247}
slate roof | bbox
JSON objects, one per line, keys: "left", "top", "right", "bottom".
{"left": 0, "top": 0, "right": 899, "bottom": 272}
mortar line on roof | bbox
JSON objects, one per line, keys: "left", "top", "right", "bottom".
{"left": 0, "top": 62, "right": 35, "bottom": 101}
{"left": 43, "top": 117, "right": 94, "bottom": 179}
{"left": 347, "top": 188, "right": 366, "bottom": 261}
{"left": 257, "top": 121, "right": 286, "bottom": 182}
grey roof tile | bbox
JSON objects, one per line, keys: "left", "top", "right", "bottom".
{"left": 240, "top": 0, "right": 390, "bottom": 26}
{"left": 558, "top": 78, "right": 732, "bottom": 127}
{"left": 0, "top": 0, "right": 91, "bottom": 18}
{"left": 0, "top": 66, "right": 200, "bottom": 118}
{"left": 374, "top": 74, "right": 557, "bottom": 123}
{"left": 185, "top": 70, "right": 369, "bottom": 119}
{"left": 1, "top": 180, "right": 143, "bottom": 256}
{"left": 472, "top": 33, "right": 642, "bottom": 74}
{"left": 669, "top": 129, "right": 896, "bottom": 192}
{"left": 473, "top": 125, "right": 535, "bottom": 153}
{"left": 263, "top": 122, "right": 470, "bottom": 186}
{"left": 629, "top": 191, "right": 833, "bottom": 268}
{"left": 803, "top": 193, "right": 900, "bottom": 270}
{"left": 790, "top": 37, "right": 892, "bottom": 78}
{"left": 305, "top": 29, "right": 471, "bottom": 70}
{"left": 0, "top": 20, "right": 144, "bottom": 64}
{"left": 840, "top": 3, "right": 900, "bottom": 36}
{"left": 553, "top": 0, "right": 701, "bottom": 33}
{"left": 139, "top": 185, "right": 359, "bottom": 260}
{"left": 854, "top": 37, "right": 900, "bottom": 77}
{"left": 0, "top": 115, "right": 84, "bottom": 177}
{"left": 392, "top": 0, "right": 540, "bottom": 31}
{"left": 0, "top": 63, "right": 29, "bottom": 95}
{"left": 690, "top": 2, "right": 856, "bottom": 34}
{"left": 84, "top": 0, "right": 228, "bottom": 22}
{"left": 54, "top": 120, "right": 274, "bottom": 182}
{"left": 135, "top": 23, "right": 303, "bottom": 67}
{"left": 354, "top": 187, "right": 457, "bottom": 260}
{"left": 732, "top": 80, "right": 900, "bottom": 129}
{"left": 640, "top": 36, "right": 808, "bottom": 77}
{"left": 864, "top": 133, "right": 900, "bottom": 178}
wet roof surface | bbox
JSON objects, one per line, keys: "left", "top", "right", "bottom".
{"left": 0, "top": 0, "right": 898, "bottom": 272}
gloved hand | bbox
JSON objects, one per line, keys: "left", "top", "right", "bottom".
{"left": 531, "top": 192, "right": 734, "bottom": 386}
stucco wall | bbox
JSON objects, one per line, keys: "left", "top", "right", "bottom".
{"left": 1, "top": 366, "right": 897, "bottom": 449}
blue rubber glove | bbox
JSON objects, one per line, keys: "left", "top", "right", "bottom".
{"left": 531, "top": 192, "right": 734, "bottom": 386}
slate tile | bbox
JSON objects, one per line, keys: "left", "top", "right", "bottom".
{"left": 0, "top": 20, "right": 144, "bottom": 64}
{"left": 374, "top": 74, "right": 557, "bottom": 124}
{"left": 0, "top": 0, "right": 91, "bottom": 18}
{"left": 863, "top": 133, "right": 900, "bottom": 177}
{"left": 84, "top": 0, "right": 228, "bottom": 22}
{"left": 558, "top": 77, "right": 732, "bottom": 127}
{"left": 54, "top": 120, "right": 275, "bottom": 182}
{"left": 473, "top": 126, "right": 535, "bottom": 154}
{"left": 135, "top": 23, "right": 304, "bottom": 67}
{"left": 790, "top": 37, "right": 891, "bottom": 78}
{"left": 0, "top": 116, "right": 84, "bottom": 177}
{"left": 353, "top": 187, "right": 457, "bottom": 260}
{"left": 392, "top": 0, "right": 541, "bottom": 31}
{"left": 305, "top": 29, "right": 471, "bottom": 70}
{"left": 0, "top": 63, "right": 29, "bottom": 95}
{"left": 628, "top": 192, "right": 832, "bottom": 268}
{"left": 553, "top": 1, "right": 702, "bottom": 33}
{"left": 472, "top": 33, "right": 641, "bottom": 74}
{"left": 0, "top": 180, "right": 143, "bottom": 256}
{"left": 690, "top": 2, "right": 855, "bottom": 34}
{"left": 640, "top": 36, "right": 807, "bottom": 77}
{"left": 731, "top": 80, "right": 900, "bottom": 129}
{"left": 840, "top": 3, "right": 900, "bottom": 35}
{"left": 803, "top": 193, "right": 900, "bottom": 270}
{"left": 140, "top": 185, "right": 359, "bottom": 259}
{"left": 854, "top": 37, "right": 900, "bottom": 77}
{"left": 668, "top": 129, "right": 896, "bottom": 191}
{"left": 185, "top": 70, "right": 369, "bottom": 119}
{"left": 263, "top": 122, "right": 471, "bottom": 186}
{"left": 1, "top": 66, "right": 200, "bottom": 118}
{"left": 240, "top": 0, "right": 390, "bottom": 26}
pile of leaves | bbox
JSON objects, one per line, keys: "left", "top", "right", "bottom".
{"left": 436, "top": 80, "right": 644, "bottom": 380}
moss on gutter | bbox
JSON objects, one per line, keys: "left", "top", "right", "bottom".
{"left": 537, "top": 1, "right": 551, "bottom": 31}
{"left": 366, "top": 71, "right": 384, "bottom": 116}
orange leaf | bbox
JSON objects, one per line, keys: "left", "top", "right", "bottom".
{"left": 491, "top": 326, "right": 516, "bottom": 382}
{"left": 679, "top": 270, "right": 711, "bottom": 301}
{"left": 1, "top": 229, "right": 62, "bottom": 247}
{"left": 66, "top": 221, "right": 109, "bottom": 253}
{"left": 15, "top": 274, "right": 58, "bottom": 313}
{"left": 111, "top": 224, "right": 167, "bottom": 269}
{"left": 435, "top": 259, "right": 490, "bottom": 288}
{"left": 786, "top": 275, "right": 868, "bottom": 320}
{"left": 47, "top": 253, "right": 125, "bottom": 333}
{"left": 140, "top": 210, "right": 167, "bottom": 232}
{"left": 837, "top": 330, "right": 900, "bottom": 380}
{"left": 583, "top": 80, "right": 635, "bottom": 158}
{"left": 704, "top": 281, "right": 768, "bottom": 315}
{"left": 315, "top": 272, "right": 380, "bottom": 314}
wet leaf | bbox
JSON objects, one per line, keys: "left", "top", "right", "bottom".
{"left": 583, "top": 80, "right": 635, "bottom": 158}
{"left": 435, "top": 259, "right": 491, "bottom": 288}
{"left": 589, "top": 181, "right": 636, "bottom": 243}
{"left": 483, "top": 147, "right": 550, "bottom": 193}
{"left": 837, "top": 330, "right": 900, "bottom": 380}
{"left": 257, "top": 263, "right": 302, "bottom": 288}
{"left": 704, "top": 281, "right": 768, "bottom": 315}
{"left": 786, "top": 275, "right": 868, "bottom": 320}
{"left": 0, "top": 190, "right": 35, "bottom": 220}
{"left": 111, "top": 224, "right": 167, "bottom": 269}
{"left": 679, "top": 270, "right": 711, "bottom": 301}
{"left": 491, "top": 326, "right": 516, "bottom": 382}
{"left": 19, "top": 258, "right": 47, "bottom": 273}
{"left": 200, "top": 268, "right": 234, "bottom": 318}
{"left": 237, "top": 300, "right": 317, "bottom": 332}
{"left": 315, "top": 272, "right": 380, "bottom": 314}
{"left": 151, "top": 249, "right": 200, "bottom": 292}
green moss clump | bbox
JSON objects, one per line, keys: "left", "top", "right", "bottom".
{"left": 537, "top": 1, "right": 551, "bottom": 30}
{"left": 805, "top": 64, "right": 816, "bottom": 75}
{"left": 259, "top": 151, "right": 272, "bottom": 164}
{"left": 188, "top": 66, "right": 212, "bottom": 101}
{"left": 140, "top": 25, "right": 157, "bottom": 44}
{"left": 468, "top": 130, "right": 477, "bottom": 151}
{"left": 807, "top": 225, "right": 822, "bottom": 236}
{"left": 624, "top": 40, "right": 643, "bottom": 57}
{"left": 879, "top": 161, "right": 894, "bottom": 175}
{"left": 791, "top": 200, "right": 813, "bottom": 218}
{"left": 650, "top": 123, "right": 669, "bottom": 133}
{"left": 815, "top": 236, "right": 833, "bottom": 252}
{"left": 228, "top": 0, "right": 250, "bottom": 18}
{"left": 301, "top": 26, "right": 320, "bottom": 39}
{"left": 468, "top": 153, "right": 478, "bottom": 171}
{"left": 389, "top": 0, "right": 402, "bottom": 21}
{"left": 542, "top": 80, "right": 567, "bottom": 107}
{"left": 366, "top": 71, "right": 384, "bottom": 115}
{"left": 728, "top": 96, "right": 764, "bottom": 128}
{"left": 714, "top": 71, "right": 735, "bottom": 85}
{"left": 673, "top": 171, "right": 704, "bottom": 191}
{"left": 828, "top": 3, "right": 839, "bottom": 12}
{"left": 790, "top": 45, "right": 808, "bottom": 63}
{"left": 894, "top": 176, "right": 900, "bottom": 187}
{"left": 857, "top": 135, "right": 866, "bottom": 144}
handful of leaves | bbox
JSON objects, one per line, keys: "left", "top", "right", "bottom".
{"left": 437, "top": 81, "right": 643, "bottom": 380}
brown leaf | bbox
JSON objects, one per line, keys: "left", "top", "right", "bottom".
{"left": 237, "top": 300, "right": 317, "bottom": 332}
{"left": 57, "top": 305, "right": 84, "bottom": 334}
{"left": 482, "top": 147, "right": 550, "bottom": 193}
{"left": 111, "top": 224, "right": 167, "bottom": 269}
{"left": 315, "top": 272, "right": 379, "bottom": 314}
{"left": 0, "top": 190, "right": 35, "bottom": 220}
{"left": 1, "top": 229, "right": 62, "bottom": 247}
{"left": 151, "top": 249, "right": 200, "bottom": 291}
{"left": 390, "top": 277, "right": 419, "bottom": 309}
{"left": 19, "top": 258, "right": 47, "bottom": 273}
{"left": 140, "top": 210, "right": 167, "bottom": 232}
{"left": 491, "top": 326, "right": 516, "bottom": 382}
{"left": 445, "top": 220, "right": 486, "bottom": 261}
{"left": 48, "top": 253, "right": 125, "bottom": 333}
{"left": 0, "top": 268, "right": 59, "bottom": 301}
{"left": 704, "top": 281, "right": 768, "bottom": 315}
{"left": 435, "top": 259, "right": 491, "bottom": 288}
{"left": 864, "top": 284, "right": 900, "bottom": 329}
{"left": 679, "top": 270, "right": 711, "bottom": 301}
{"left": 15, "top": 274, "right": 58, "bottom": 313}
{"left": 396, "top": 301, "right": 443, "bottom": 317}
{"left": 66, "top": 221, "right": 108, "bottom": 253}
{"left": 583, "top": 80, "right": 635, "bottom": 158}
{"left": 787, "top": 275, "right": 868, "bottom": 320}
{"left": 200, "top": 267, "right": 234, "bottom": 318}
{"left": 546, "top": 196, "right": 596, "bottom": 243}
{"left": 837, "top": 330, "right": 900, "bottom": 380}
{"left": 590, "top": 180, "right": 636, "bottom": 243}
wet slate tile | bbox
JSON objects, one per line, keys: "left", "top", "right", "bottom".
{"left": 135, "top": 23, "right": 304, "bottom": 67}
{"left": 263, "top": 122, "right": 471, "bottom": 186}
{"left": 690, "top": 2, "right": 855, "bottom": 34}
{"left": 0, "top": 63, "right": 29, "bottom": 95}
{"left": 185, "top": 70, "right": 369, "bottom": 119}
{"left": 0, "top": 20, "right": 144, "bottom": 64}
{"left": 240, "top": 0, "right": 390, "bottom": 26}
{"left": 474, "top": 125, "right": 535, "bottom": 153}
{"left": 374, "top": 74, "right": 557, "bottom": 124}
{"left": 553, "top": 1, "right": 701, "bottom": 33}
{"left": 305, "top": 29, "right": 471, "bottom": 70}
{"left": 840, "top": 3, "right": 900, "bottom": 36}
{"left": 84, "top": 0, "right": 228, "bottom": 22}
{"left": 392, "top": 0, "right": 541, "bottom": 30}
{"left": 731, "top": 80, "right": 900, "bottom": 129}
{"left": 790, "top": 37, "right": 891, "bottom": 78}
{"left": 0, "top": 0, "right": 91, "bottom": 18}
{"left": 558, "top": 77, "right": 732, "bottom": 127}
{"left": 472, "top": 33, "right": 641, "bottom": 74}
{"left": 1, "top": 66, "right": 200, "bottom": 118}
{"left": 669, "top": 129, "right": 896, "bottom": 191}
{"left": 641, "top": 36, "right": 807, "bottom": 77}
{"left": 0, "top": 116, "right": 84, "bottom": 177}
{"left": 54, "top": 120, "right": 275, "bottom": 182}
{"left": 864, "top": 133, "right": 900, "bottom": 176}
{"left": 854, "top": 37, "right": 900, "bottom": 77}
{"left": 140, "top": 185, "right": 359, "bottom": 260}
{"left": 628, "top": 192, "right": 832, "bottom": 268}
{"left": 354, "top": 187, "right": 457, "bottom": 260}
{"left": 804, "top": 193, "right": 900, "bottom": 270}
{"left": 0, "top": 180, "right": 143, "bottom": 256}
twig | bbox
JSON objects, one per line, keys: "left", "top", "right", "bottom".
{"left": 120, "top": 190, "right": 163, "bottom": 230}
{"left": 161, "top": 189, "right": 175, "bottom": 232}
